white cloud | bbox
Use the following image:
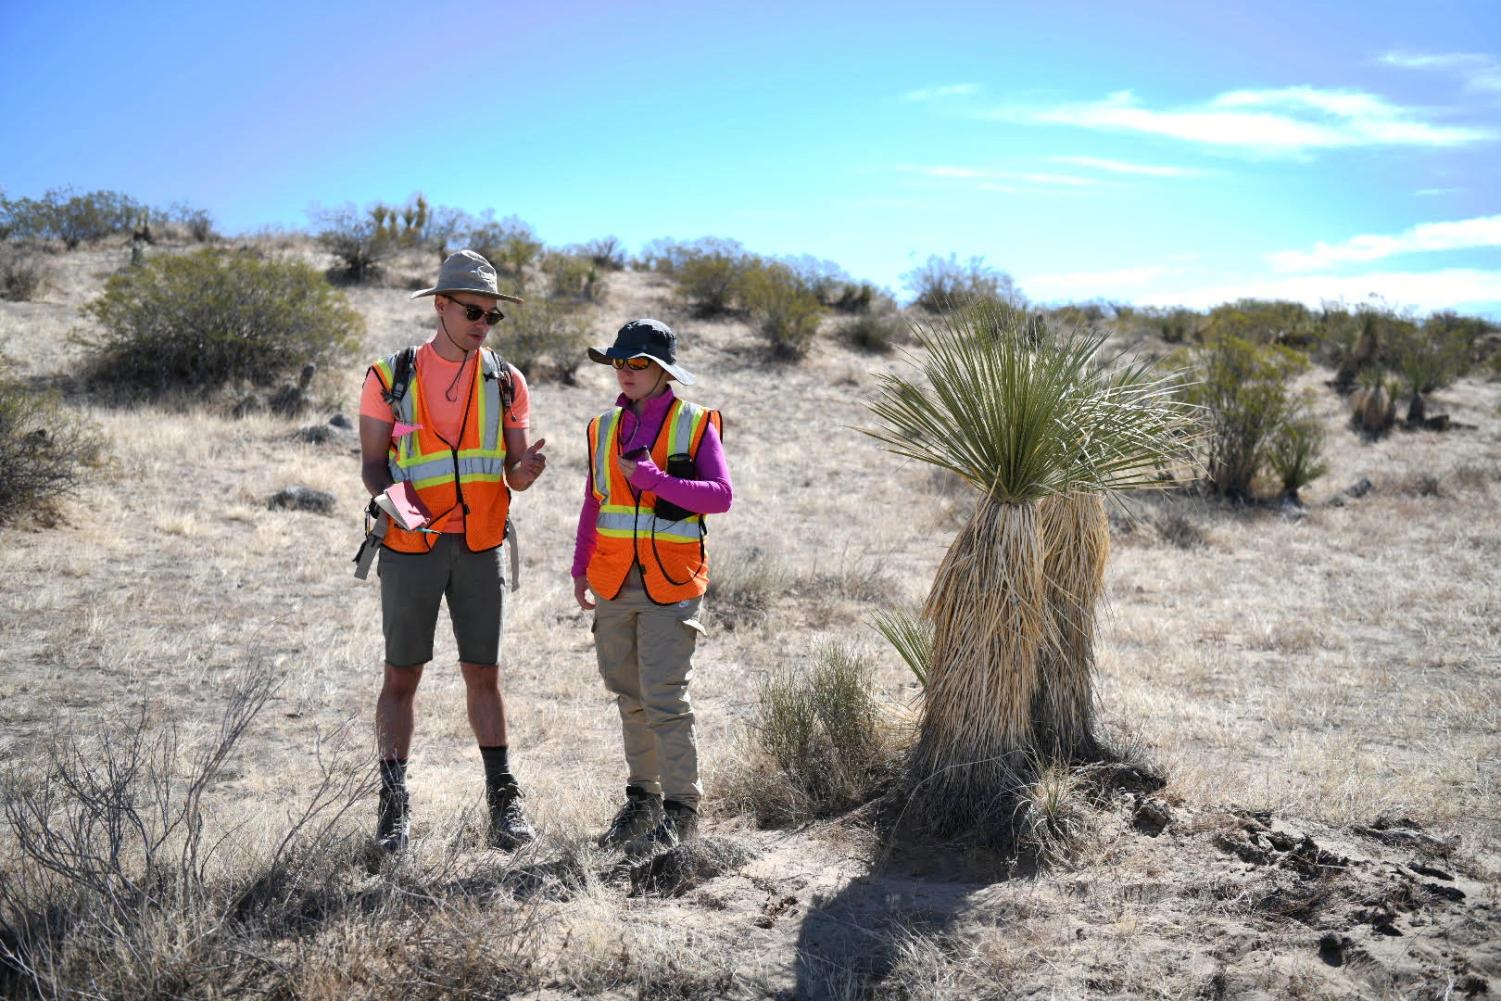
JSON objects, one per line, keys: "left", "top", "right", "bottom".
{"left": 1136, "top": 268, "right": 1501, "bottom": 316}
{"left": 1024, "top": 266, "right": 1177, "bottom": 298}
{"left": 1268, "top": 214, "right": 1501, "bottom": 271}
{"left": 1380, "top": 50, "right": 1501, "bottom": 95}
{"left": 999, "top": 87, "right": 1493, "bottom": 153}
{"left": 1052, "top": 156, "right": 1202, "bottom": 177}
{"left": 901, "top": 83, "right": 979, "bottom": 102}
{"left": 1416, "top": 187, "right": 1465, "bottom": 196}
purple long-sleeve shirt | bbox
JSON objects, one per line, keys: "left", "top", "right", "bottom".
{"left": 572, "top": 389, "right": 732, "bottom": 579}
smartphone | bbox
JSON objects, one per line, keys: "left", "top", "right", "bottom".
{"left": 623, "top": 446, "right": 649, "bottom": 461}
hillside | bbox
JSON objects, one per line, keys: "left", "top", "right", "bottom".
{"left": 0, "top": 239, "right": 1498, "bottom": 1000}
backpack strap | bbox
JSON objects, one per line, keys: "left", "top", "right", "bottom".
{"left": 481, "top": 348, "right": 516, "bottom": 412}
{"left": 382, "top": 345, "right": 418, "bottom": 418}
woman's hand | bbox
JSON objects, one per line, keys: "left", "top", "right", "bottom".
{"left": 573, "top": 575, "right": 596, "bottom": 611}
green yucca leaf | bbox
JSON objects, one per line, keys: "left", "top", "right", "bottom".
{"left": 873, "top": 608, "right": 932, "bottom": 688}
{"left": 863, "top": 299, "right": 1199, "bottom": 501}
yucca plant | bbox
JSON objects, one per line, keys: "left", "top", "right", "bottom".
{"left": 863, "top": 299, "right": 1196, "bottom": 834}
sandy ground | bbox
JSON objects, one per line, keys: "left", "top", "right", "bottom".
{"left": 0, "top": 242, "right": 1497, "bottom": 998}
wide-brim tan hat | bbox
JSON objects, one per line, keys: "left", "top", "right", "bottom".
{"left": 410, "top": 249, "right": 524, "bottom": 303}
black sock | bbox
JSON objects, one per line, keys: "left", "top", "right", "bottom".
{"left": 379, "top": 758, "right": 408, "bottom": 794}
{"left": 480, "top": 745, "right": 512, "bottom": 790}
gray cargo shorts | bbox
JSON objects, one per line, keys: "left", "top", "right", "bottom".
{"left": 377, "top": 534, "right": 506, "bottom": 668}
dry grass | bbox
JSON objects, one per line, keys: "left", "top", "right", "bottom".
{"left": 1, "top": 241, "right": 1498, "bottom": 998}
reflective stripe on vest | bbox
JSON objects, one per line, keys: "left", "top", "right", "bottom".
{"left": 369, "top": 348, "right": 510, "bottom": 553}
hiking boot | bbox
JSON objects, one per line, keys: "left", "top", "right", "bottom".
{"left": 598, "top": 785, "right": 664, "bottom": 849}
{"left": 376, "top": 786, "right": 410, "bottom": 855}
{"left": 629, "top": 799, "right": 699, "bottom": 856}
{"left": 487, "top": 778, "right": 536, "bottom": 851}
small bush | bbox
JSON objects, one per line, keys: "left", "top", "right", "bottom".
{"left": 168, "top": 201, "right": 216, "bottom": 242}
{"left": 675, "top": 238, "right": 752, "bottom": 316}
{"left": 80, "top": 248, "right": 363, "bottom": 398}
{"left": 1390, "top": 318, "right": 1470, "bottom": 424}
{"left": 1205, "top": 299, "right": 1319, "bottom": 349}
{"left": 1, "top": 187, "right": 145, "bottom": 248}
{"left": 841, "top": 306, "right": 907, "bottom": 354}
{"left": 902, "top": 253, "right": 1021, "bottom": 313}
{"left": 705, "top": 549, "right": 787, "bottom": 630}
{"left": 1331, "top": 305, "right": 1389, "bottom": 392}
{"left": 0, "top": 381, "right": 104, "bottom": 525}
{"left": 1137, "top": 306, "right": 1202, "bottom": 344}
{"left": 741, "top": 260, "right": 823, "bottom": 360}
{"left": 0, "top": 244, "right": 46, "bottom": 301}
{"left": 1181, "top": 335, "right": 1308, "bottom": 500}
{"left": 1266, "top": 407, "right": 1329, "bottom": 504}
{"left": 311, "top": 203, "right": 394, "bottom": 283}
{"left": 727, "top": 644, "right": 888, "bottom": 826}
{"left": 544, "top": 251, "right": 606, "bottom": 304}
{"left": 502, "top": 299, "right": 590, "bottom": 384}
{"left": 468, "top": 214, "right": 543, "bottom": 282}
{"left": 578, "top": 236, "right": 627, "bottom": 270}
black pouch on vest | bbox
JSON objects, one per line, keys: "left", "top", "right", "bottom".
{"left": 652, "top": 452, "right": 697, "bottom": 522}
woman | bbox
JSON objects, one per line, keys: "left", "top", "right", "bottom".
{"left": 572, "top": 318, "right": 732, "bottom": 852}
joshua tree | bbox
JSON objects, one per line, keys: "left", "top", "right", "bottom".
{"left": 863, "top": 300, "right": 1196, "bottom": 836}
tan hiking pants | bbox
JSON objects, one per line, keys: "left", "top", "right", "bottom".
{"left": 592, "top": 582, "right": 706, "bottom": 809}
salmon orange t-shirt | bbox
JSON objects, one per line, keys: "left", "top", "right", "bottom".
{"left": 360, "top": 336, "right": 530, "bottom": 532}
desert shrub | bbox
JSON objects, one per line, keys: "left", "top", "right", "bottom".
{"left": 741, "top": 260, "right": 823, "bottom": 360}
{"left": 0, "top": 676, "right": 417, "bottom": 1001}
{"left": 1138, "top": 306, "right": 1202, "bottom": 344}
{"left": 1266, "top": 407, "right": 1329, "bottom": 504}
{"left": 727, "top": 644, "right": 888, "bottom": 825}
{"left": 578, "top": 236, "right": 627, "bottom": 270}
{"left": 675, "top": 238, "right": 752, "bottom": 316}
{"left": 705, "top": 548, "right": 787, "bottom": 630}
{"left": 311, "top": 203, "right": 395, "bottom": 283}
{"left": 1205, "top": 299, "right": 1319, "bottom": 349}
{"left": 0, "top": 381, "right": 104, "bottom": 525}
{"left": 1046, "top": 302, "right": 1107, "bottom": 330}
{"left": 502, "top": 299, "right": 590, "bottom": 383}
{"left": 168, "top": 201, "right": 216, "bottom": 242}
{"left": 634, "top": 237, "right": 697, "bottom": 274}
{"left": 0, "top": 244, "right": 46, "bottom": 301}
{"left": 544, "top": 251, "right": 606, "bottom": 304}
{"left": 1154, "top": 508, "right": 1205, "bottom": 548}
{"left": 1, "top": 187, "right": 145, "bottom": 248}
{"left": 841, "top": 305, "right": 907, "bottom": 354}
{"left": 1390, "top": 318, "right": 1471, "bottom": 424}
{"left": 80, "top": 248, "right": 363, "bottom": 397}
{"left": 1331, "top": 305, "right": 1392, "bottom": 392}
{"left": 1181, "top": 335, "right": 1308, "bottom": 500}
{"left": 902, "top": 253, "right": 1021, "bottom": 313}
{"left": 468, "top": 214, "right": 543, "bottom": 282}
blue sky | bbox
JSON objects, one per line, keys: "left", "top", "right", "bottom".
{"left": 3, "top": 0, "right": 1499, "bottom": 315}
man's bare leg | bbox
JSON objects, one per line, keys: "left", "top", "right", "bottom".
{"left": 462, "top": 661, "right": 533, "bottom": 848}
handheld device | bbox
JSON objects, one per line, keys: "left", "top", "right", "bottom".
{"left": 653, "top": 452, "right": 697, "bottom": 522}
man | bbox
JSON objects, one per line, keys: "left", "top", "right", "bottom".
{"left": 358, "top": 249, "right": 547, "bottom": 854}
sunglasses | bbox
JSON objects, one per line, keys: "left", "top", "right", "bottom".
{"left": 444, "top": 297, "right": 504, "bottom": 326}
{"left": 611, "top": 357, "right": 655, "bottom": 371}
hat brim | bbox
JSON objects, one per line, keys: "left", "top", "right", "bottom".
{"left": 410, "top": 286, "right": 525, "bottom": 304}
{"left": 587, "top": 347, "right": 695, "bottom": 385}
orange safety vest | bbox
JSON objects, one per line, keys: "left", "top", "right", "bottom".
{"left": 368, "top": 348, "right": 510, "bottom": 553}
{"left": 586, "top": 398, "right": 722, "bottom": 603}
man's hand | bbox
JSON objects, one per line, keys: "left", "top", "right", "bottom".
{"left": 573, "top": 575, "right": 596, "bottom": 611}
{"left": 507, "top": 437, "right": 547, "bottom": 489}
